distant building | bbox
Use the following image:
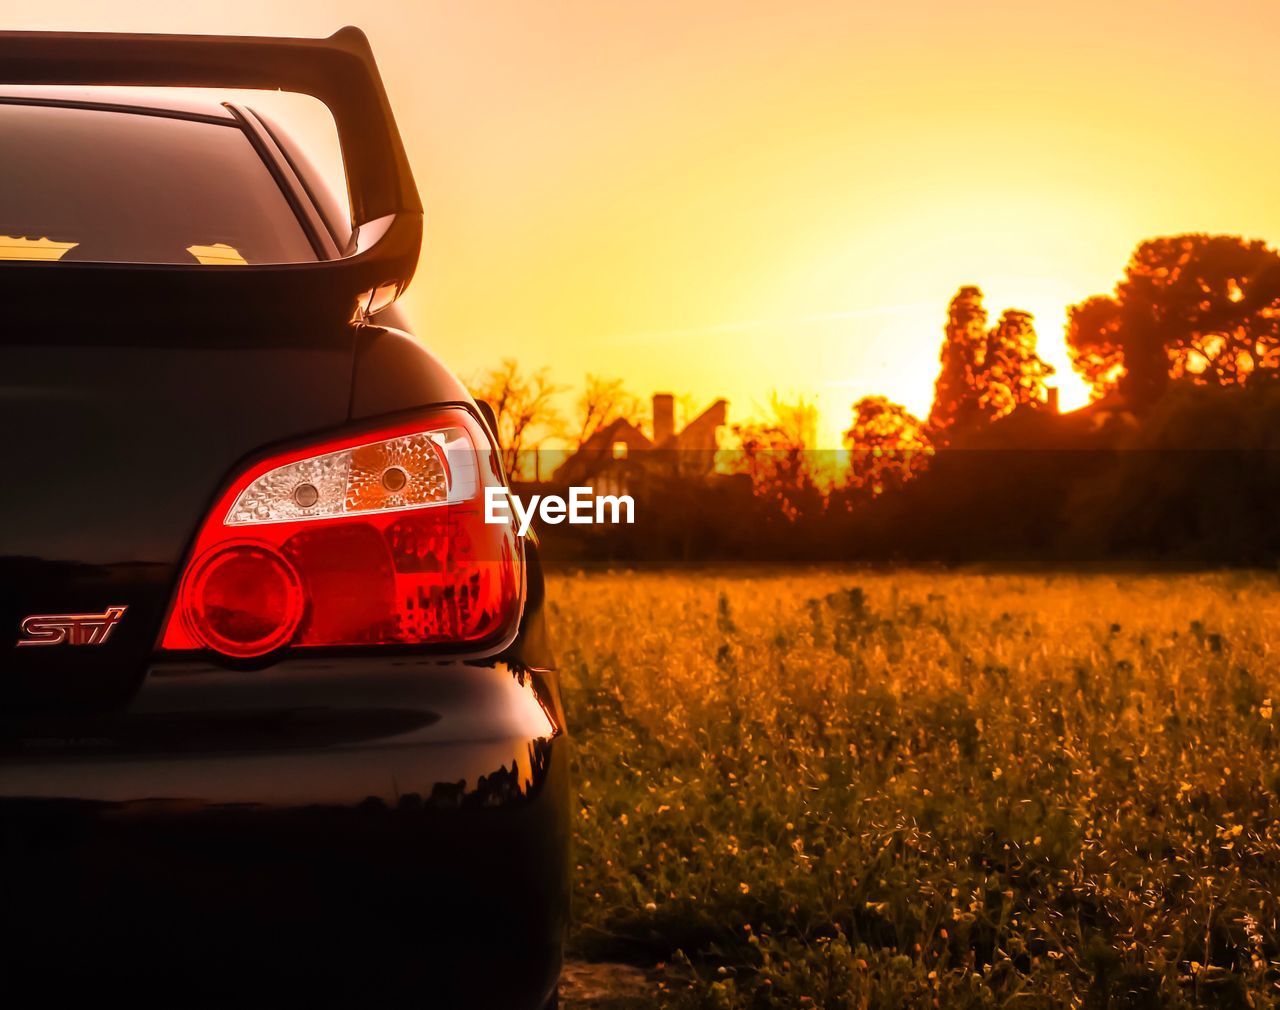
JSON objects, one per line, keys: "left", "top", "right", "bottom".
{"left": 554, "top": 393, "right": 728, "bottom": 492}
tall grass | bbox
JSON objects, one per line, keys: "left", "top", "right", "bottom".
{"left": 552, "top": 570, "right": 1280, "bottom": 1008}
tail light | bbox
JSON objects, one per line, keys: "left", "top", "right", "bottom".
{"left": 160, "top": 409, "right": 521, "bottom": 659}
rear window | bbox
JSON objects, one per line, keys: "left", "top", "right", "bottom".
{"left": 0, "top": 102, "right": 317, "bottom": 265}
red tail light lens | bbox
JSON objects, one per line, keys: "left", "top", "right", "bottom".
{"left": 185, "top": 543, "right": 305, "bottom": 658}
{"left": 160, "top": 409, "right": 521, "bottom": 659}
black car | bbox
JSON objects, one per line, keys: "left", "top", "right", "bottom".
{"left": 0, "top": 28, "right": 567, "bottom": 1008}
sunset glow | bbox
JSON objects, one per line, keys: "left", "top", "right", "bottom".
{"left": 14, "top": 1, "right": 1280, "bottom": 443}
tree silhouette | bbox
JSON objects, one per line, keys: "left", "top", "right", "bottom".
{"left": 929, "top": 287, "right": 1053, "bottom": 440}
{"left": 928, "top": 286, "right": 989, "bottom": 436}
{"left": 844, "top": 396, "right": 933, "bottom": 496}
{"left": 1067, "top": 234, "right": 1280, "bottom": 405}
{"left": 1066, "top": 295, "right": 1126, "bottom": 401}
{"left": 471, "top": 359, "right": 564, "bottom": 480}
{"left": 981, "top": 309, "right": 1054, "bottom": 420}
{"left": 730, "top": 394, "right": 821, "bottom": 521}
{"left": 573, "top": 375, "right": 646, "bottom": 448}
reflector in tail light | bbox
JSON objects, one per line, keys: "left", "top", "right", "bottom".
{"left": 160, "top": 409, "right": 521, "bottom": 659}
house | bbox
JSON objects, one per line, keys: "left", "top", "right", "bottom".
{"left": 554, "top": 393, "right": 728, "bottom": 491}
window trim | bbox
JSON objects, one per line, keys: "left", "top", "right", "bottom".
{"left": 0, "top": 94, "right": 233, "bottom": 127}
{"left": 222, "top": 103, "right": 332, "bottom": 261}
{"left": 246, "top": 106, "right": 352, "bottom": 256}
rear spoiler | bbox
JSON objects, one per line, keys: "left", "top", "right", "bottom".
{"left": 0, "top": 27, "right": 423, "bottom": 317}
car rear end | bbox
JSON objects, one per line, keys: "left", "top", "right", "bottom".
{"left": 0, "top": 29, "right": 567, "bottom": 1008}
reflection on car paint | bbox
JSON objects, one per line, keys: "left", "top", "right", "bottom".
{"left": 0, "top": 662, "right": 560, "bottom": 808}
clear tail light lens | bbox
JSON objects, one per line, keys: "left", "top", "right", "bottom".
{"left": 160, "top": 409, "right": 521, "bottom": 659}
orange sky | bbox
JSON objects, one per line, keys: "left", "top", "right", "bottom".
{"left": 9, "top": 1, "right": 1280, "bottom": 445}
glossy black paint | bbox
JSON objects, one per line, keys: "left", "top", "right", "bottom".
{"left": 0, "top": 63, "right": 567, "bottom": 1008}
{"left": 0, "top": 658, "right": 568, "bottom": 1006}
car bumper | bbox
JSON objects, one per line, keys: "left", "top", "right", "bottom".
{"left": 0, "top": 658, "right": 569, "bottom": 1008}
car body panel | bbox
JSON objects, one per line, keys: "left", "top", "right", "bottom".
{"left": 0, "top": 661, "right": 568, "bottom": 1008}
{"left": 351, "top": 323, "right": 475, "bottom": 418}
{"left": 0, "top": 339, "right": 353, "bottom": 712}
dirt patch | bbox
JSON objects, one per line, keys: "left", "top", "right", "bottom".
{"left": 561, "top": 959, "right": 654, "bottom": 1008}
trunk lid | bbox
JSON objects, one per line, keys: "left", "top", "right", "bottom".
{"left": 0, "top": 320, "right": 355, "bottom": 713}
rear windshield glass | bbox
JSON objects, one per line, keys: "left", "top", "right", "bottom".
{"left": 0, "top": 102, "right": 317, "bottom": 265}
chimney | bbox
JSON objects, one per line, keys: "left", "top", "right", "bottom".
{"left": 652, "top": 393, "right": 675, "bottom": 445}
{"left": 1045, "top": 386, "right": 1060, "bottom": 414}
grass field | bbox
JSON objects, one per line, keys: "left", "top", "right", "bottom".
{"left": 550, "top": 569, "right": 1280, "bottom": 1009}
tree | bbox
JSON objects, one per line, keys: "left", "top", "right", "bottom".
{"left": 573, "top": 375, "right": 647, "bottom": 448}
{"left": 980, "top": 309, "right": 1054, "bottom": 420}
{"left": 730, "top": 394, "right": 821, "bottom": 521}
{"left": 843, "top": 396, "right": 933, "bottom": 496}
{"left": 1066, "top": 234, "right": 1280, "bottom": 407}
{"left": 470, "top": 359, "right": 564, "bottom": 480}
{"left": 928, "top": 286, "right": 989, "bottom": 436}
{"left": 928, "top": 287, "right": 1053, "bottom": 440}
{"left": 1066, "top": 295, "right": 1126, "bottom": 401}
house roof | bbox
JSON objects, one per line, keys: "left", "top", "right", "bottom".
{"left": 554, "top": 396, "right": 728, "bottom": 481}
{"left": 653, "top": 398, "right": 727, "bottom": 450}
{"left": 578, "top": 417, "right": 652, "bottom": 454}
